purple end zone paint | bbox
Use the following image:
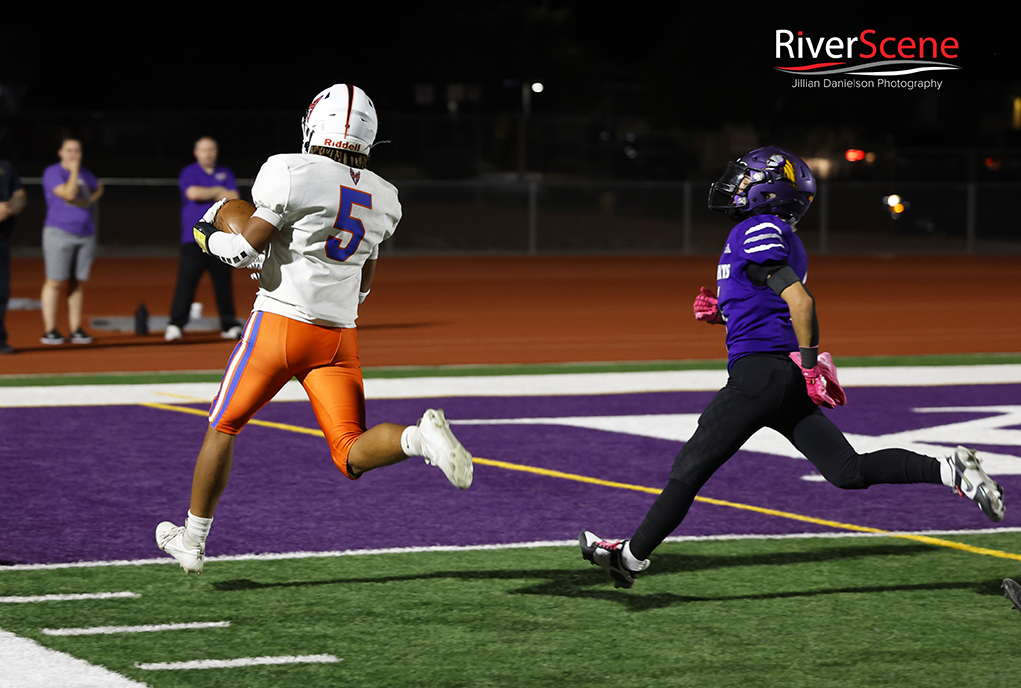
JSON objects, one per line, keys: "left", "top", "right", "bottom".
{"left": 0, "top": 384, "right": 1017, "bottom": 565}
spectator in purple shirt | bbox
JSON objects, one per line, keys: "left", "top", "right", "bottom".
{"left": 165, "top": 137, "right": 243, "bottom": 341}
{"left": 40, "top": 138, "right": 103, "bottom": 345}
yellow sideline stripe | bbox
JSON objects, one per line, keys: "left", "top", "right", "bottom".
{"left": 471, "top": 457, "right": 662, "bottom": 494}
{"left": 142, "top": 402, "right": 208, "bottom": 416}
{"left": 474, "top": 457, "right": 1021, "bottom": 562}
{"left": 153, "top": 392, "right": 212, "bottom": 403}
{"left": 143, "top": 402, "right": 1021, "bottom": 562}
{"left": 141, "top": 402, "right": 326, "bottom": 437}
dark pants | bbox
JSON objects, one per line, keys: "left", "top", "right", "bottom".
{"left": 0, "top": 233, "right": 9, "bottom": 345}
{"left": 629, "top": 354, "right": 942, "bottom": 559}
{"left": 169, "top": 242, "right": 239, "bottom": 330}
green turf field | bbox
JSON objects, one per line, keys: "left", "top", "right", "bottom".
{"left": 3, "top": 532, "right": 1020, "bottom": 687}
{"left": 4, "top": 357, "right": 1021, "bottom": 686}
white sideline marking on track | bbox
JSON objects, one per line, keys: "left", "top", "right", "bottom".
{"left": 0, "top": 591, "right": 139, "bottom": 603}
{"left": 3, "top": 527, "right": 1020, "bottom": 572}
{"left": 42, "top": 621, "right": 231, "bottom": 636}
{"left": 0, "top": 628, "right": 148, "bottom": 687}
{"left": 135, "top": 653, "right": 341, "bottom": 671}
{"left": 2, "top": 364, "right": 1021, "bottom": 407}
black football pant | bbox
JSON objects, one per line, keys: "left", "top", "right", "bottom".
{"left": 629, "top": 354, "right": 942, "bottom": 560}
{"left": 169, "top": 242, "right": 239, "bottom": 330}
{"left": 0, "top": 233, "right": 9, "bottom": 345}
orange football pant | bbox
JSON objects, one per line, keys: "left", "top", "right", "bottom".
{"left": 208, "top": 310, "right": 365, "bottom": 479}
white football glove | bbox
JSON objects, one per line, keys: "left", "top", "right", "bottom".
{"left": 248, "top": 253, "right": 266, "bottom": 280}
{"left": 200, "top": 198, "right": 228, "bottom": 224}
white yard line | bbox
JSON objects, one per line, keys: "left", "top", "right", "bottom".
{"left": 1, "top": 364, "right": 1020, "bottom": 408}
{"left": 0, "top": 629, "right": 149, "bottom": 687}
{"left": 0, "top": 591, "right": 139, "bottom": 603}
{"left": 3, "top": 527, "right": 1020, "bottom": 573}
{"left": 41, "top": 621, "right": 231, "bottom": 637}
{"left": 134, "top": 654, "right": 341, "bottom": 671}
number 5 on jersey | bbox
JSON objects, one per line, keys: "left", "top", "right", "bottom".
{"left": 326, "top": 186, "right": 372, "bottom": 262}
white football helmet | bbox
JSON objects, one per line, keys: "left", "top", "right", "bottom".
{"left": 301, "top": 84, "right": 378, "bottom": 155}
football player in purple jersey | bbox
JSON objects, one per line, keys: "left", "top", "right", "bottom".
{"left": 580, "top": 147, "right": 1004, "bottom": 589}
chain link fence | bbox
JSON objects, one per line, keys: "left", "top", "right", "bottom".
{"left": 10, "top": 177, "right": 1019, "bottom": 256}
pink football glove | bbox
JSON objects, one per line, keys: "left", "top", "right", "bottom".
{"left": 790, "top": 351, "right": 847, "bottom": 408}
{"left": 693, "top": 286, "right": 724, "bottom": 324}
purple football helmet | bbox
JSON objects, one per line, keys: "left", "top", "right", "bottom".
{"left": 708, "top": 147, "right": 816, "bottom": 225}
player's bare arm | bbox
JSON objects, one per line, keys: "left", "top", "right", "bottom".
{"left": 750, "top": 260, "right": 819, "bottom": 362}
{"left": 361, "top": 258, "right": 377, "bottom": 293}
{"left": 779, "top": 280, "right": 815, "bottom": 350}
{"left": 238, "top": 215, "right": 277, "bottom": 253}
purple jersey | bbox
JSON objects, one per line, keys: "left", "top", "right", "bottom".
{"left": 179, "top": 162, "right": 238, "bottom": 243}
{"left": 716, "top": 214, "right": 808, "bottom": 367}
{"left": 42, "top": 164, "right": 100, "bottom": 237}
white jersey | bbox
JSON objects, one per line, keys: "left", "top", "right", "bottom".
{"left": 249, "top": 153, "right": 401, "bottom": 328}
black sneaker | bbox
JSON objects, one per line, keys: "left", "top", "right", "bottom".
{"left": 70, "top": 328, "right": 94, "bottom": 344}
{"left": 579, "top": 530, "right": 649, "bottom": 589}
{"left": 41, "top": 330, "right": 66, "bottom": 345}
{"left": 0, "top": 342, "right": 14, "bottom": 354}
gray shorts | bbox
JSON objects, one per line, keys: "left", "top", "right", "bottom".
{"left": 43, "top": 225, "right": 96, "bottom": 282}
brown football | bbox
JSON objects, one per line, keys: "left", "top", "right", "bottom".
{"left": 213, "top": 199, "right": 255, "bottom": 235}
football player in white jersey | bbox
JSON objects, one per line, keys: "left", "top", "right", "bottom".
{"left": 156, "top": 84, "right": 474, "bottom": 574}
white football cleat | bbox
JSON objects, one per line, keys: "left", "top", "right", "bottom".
{"left": 164, "top": 325, "right": 183, "bottom": 341}
{"left": 418, "top": 409, "right": 473, "bottom": 489}
{"left": 155, "top": 521, "right": 205, "bottom": 574}
{"left": 579, "top": 531, "right": 649, "bottom": 589}
{"left": 946, "top": 446, "right": 1004, "bottom": 522}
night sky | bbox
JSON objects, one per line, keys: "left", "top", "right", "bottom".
{"left": 3, "top": 7, "right": 1019, "bottom": 149}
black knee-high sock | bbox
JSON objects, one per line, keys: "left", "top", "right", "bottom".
{"left": 629, "top": 479, "right": 699, "bottom": 560}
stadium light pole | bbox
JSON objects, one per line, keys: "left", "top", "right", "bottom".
{"left": 517, "top": 81, "right": 543, "bottom": 179}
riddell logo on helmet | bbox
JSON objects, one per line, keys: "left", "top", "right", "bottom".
{"left": 324, "top": 139, "right": 362, "bottom": 152}
{"left": 774, "top": 29, "right": 960, "bottom": 90}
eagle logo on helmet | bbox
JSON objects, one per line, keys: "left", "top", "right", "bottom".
{"left": 765, "top": 153, "right": 797, "bottom": 186}
{"left": 708, "top": 147, "right": 817, "bottom": 226}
